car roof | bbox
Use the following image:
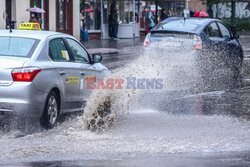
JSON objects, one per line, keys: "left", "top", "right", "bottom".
{"left": 154, "top": 17, "right": 221, "bottom": 34}
{"left": 161, "top": 17, "right": 218, "bottom": 24}
{"left": 0, "top": 30, "right": 71, "bottom": 40}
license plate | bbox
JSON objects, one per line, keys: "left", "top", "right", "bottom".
{"left": 165, "top": 41, "right": 181, "bottom": 47}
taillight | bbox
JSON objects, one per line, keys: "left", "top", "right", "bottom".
{"left": 193, "top": 35, "right": 202, "bottom": 50}
{"left": 144, "top": 33, "right": 151, "bottom": 47}
{"left": 11, "top": 67, "right": 41, "bottom": 82}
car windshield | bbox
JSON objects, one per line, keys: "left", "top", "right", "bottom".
{"left": 0, "top": 36, "right": 39, "bottom": 57}
{"left": 153, "top": 19, "right": 206, "bottom": 32}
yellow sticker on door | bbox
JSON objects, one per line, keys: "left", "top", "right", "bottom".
{"left": 66, "top": 76, "right": 79, "bottom": 84}
{"left": 61, "top": 50, "right": 70, "bottom": 60}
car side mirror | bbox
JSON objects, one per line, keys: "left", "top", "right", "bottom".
{"left": 92, "top": 54, "right": 102, "bottom": 64}
{"left": 229, "top": 25, "right": 239, "bottom": 39}
{"left": 233, "top": 33, "right": 239, "bottom": 39}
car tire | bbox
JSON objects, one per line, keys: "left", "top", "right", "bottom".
{"left": 231, "top": 65, "right": 242, "bottom": 89}
{"left": 230, "top": 54, "right": 243, "bottom": 89}
{"left": 40, "top": 91, "right": 59, "bottom": 129}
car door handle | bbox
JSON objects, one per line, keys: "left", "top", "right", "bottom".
{"left": 80, "top": 71, "right": 85, "bottom": 75}
{"left": 59, "top": 70, "right": 66, "bottom": 76}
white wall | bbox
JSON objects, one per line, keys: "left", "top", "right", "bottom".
{"left": 73, "top": 0, "right": 80, "bottom": 40}
{"left": 0, "top": 0, "right": 6, "bottom": 29}
{"left": 12, "top": 0, "right": 30, "bottom": 28}
{"left": 49, "top": 0, "right": 56, "bottom": 32}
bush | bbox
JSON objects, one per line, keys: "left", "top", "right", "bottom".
{"left": 220, "top": 18, "right": 250, "bottom": 33}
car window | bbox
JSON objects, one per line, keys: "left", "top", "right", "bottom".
{"left": 153, "top": 19, "right": 204, "bottom": 32}
{"left": 204, "top": 22, "right": 221, "bottom": 38}
{"left": 66, "top": 38, "right": 89, "bottom": 63}
{"left": 0, "top": 36, "right": 39, "bottom": 57}
{"left": 49, "top": 38, "right": 70, "bottom": 61}
{"left": 217, "top": 22, "right": 231, "bottom": 39}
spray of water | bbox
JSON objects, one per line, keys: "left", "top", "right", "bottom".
{"left": 0, "top": 38, "right": 248, "bottom": 162}
{"left": 83, "top": 38, "right": 203, "bottom": 131}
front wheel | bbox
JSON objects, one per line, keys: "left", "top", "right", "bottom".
{"left": 230, "top": 54, "right": 243, "bottom": 89}
{"left": 40, "top": 91, "right": 59, "bottom": 129}
{"left": 231, "top": 65, "right": 243, "bottom": 89}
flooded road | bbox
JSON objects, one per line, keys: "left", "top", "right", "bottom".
{"left": 1, "top": 90, "right": 250, "bottom": 165}
{"left": 1, "top": 79, "right": 250, "bottom": 166}
{"left": 1, "top": 42, "right": 250, "bottom": 166}
{"left": 4, "top": 152, "right": 250, "bottom": 167}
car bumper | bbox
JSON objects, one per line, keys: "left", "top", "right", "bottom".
{"left": 0, "top": 82, "right": 48, "bottom": 119}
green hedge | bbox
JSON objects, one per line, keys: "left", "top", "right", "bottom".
{"left": 221, "top": 19, "right": 250, "bottom": 33}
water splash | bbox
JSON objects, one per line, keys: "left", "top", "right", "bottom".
{"left": 83, "top": 39, "right": 202, "bottom": 131}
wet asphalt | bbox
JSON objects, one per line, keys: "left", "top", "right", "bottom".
{"left": 4, "top": 152, "right": 250, "bottom": 167}
{"left": 1, "top": 38, "right": 250, "bottom": 167}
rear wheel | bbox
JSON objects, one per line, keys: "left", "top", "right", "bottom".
{"left": 41, "top": 91, "right": 59, "bottom": 129}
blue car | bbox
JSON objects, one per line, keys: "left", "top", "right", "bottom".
{"left": 144, "top": 17, "right": 243, "bottom": 90}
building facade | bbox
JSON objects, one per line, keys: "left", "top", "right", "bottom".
{"left": 0, "top": 0, "right": 207, "bottom": 40}
{"left": 82, "top": 0, "right": 207, "bottom": 39}
{"left": 189, "top": 0, "right": 207, "bottom": 13}
{"left": 0, "top": 0, "right": 80, "bottom": 39}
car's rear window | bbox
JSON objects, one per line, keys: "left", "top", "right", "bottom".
{"left": 153, "top": 19, "right": 206, "bottom": 32}
{"left": 0, "top": 36, "right": 39, "bottom": 57}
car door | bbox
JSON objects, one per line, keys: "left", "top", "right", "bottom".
{"left": 203, "top": 22, "right": 226, "bottom": 69}
{"left": 65, "top": 38, "right": 106, "bottom": 102}
{"left": 48, "top": 38, "right": 82, "bottom": 111}
{"left": 217, "top": 22, "right": 240, "bottom": 68}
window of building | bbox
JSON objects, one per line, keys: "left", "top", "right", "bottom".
{"left": 81, "top": 0, "right": 101, "bottom": 31}
{"left": 56, "top": 0, "right": 73, "bottom": 35}
{"left": 91, "top": 0, "right": 186, "bottom": 32}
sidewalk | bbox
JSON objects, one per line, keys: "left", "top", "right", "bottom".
{"left": 82, "top": 37, "right": 144, "bottom": 54}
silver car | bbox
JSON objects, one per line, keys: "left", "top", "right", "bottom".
{"left": 0, "top": 30, "right": 108, "bottom": 129}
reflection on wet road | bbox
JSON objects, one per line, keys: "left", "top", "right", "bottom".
{"left": 164, "top": 87, "right": 250, "bottom": 119}
{"left": 1, "top": 87, "right": 250, "bottom": 166}
{"left": 101, "top": 46, "right": 142, "bottom": 70}
{"left": 5, "top": 152, "right": 250, "bottom": 167}
{"left": 1, "top": 41, "right": 250, "bottom": 166}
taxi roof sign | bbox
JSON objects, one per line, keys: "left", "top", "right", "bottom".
{"left": 18, "top": 23, "right": 41, "bottom": 30}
